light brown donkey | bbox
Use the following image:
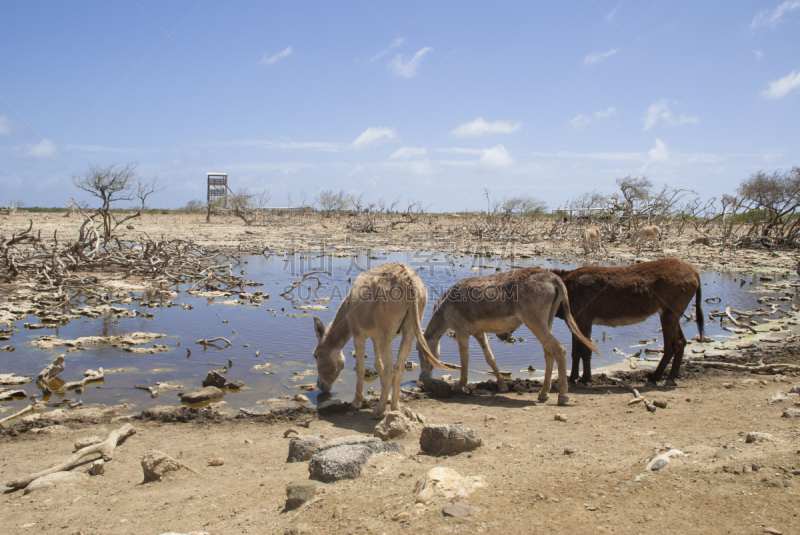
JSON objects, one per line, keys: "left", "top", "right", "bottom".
{"left": 313, "top": 262, "right": 449, "bottom": 417}
{"left": 418, "top": 267, "right": 599, "bottom": 405}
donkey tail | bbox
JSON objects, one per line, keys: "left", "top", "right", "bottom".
{"left": 554, "top": 277, "right": 600, "bottom": 356}
{"left": 410, "top": 297, "right": 455, "bottom": 371}
{"left": 695, "top": 281, "right": 706, "bottom": 339}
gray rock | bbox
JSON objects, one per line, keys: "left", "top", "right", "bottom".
{"left": 419, "top": 424, "right": 482, "bottom": 456}
{"left": 141, "top": 450, "right": 195, "bottom": 482}
{"left": 179, "top": 386, "right": 223, "bottom": 403}
{"left": 442, "top": 502, "right": 479, "bottom": 518}
{"left": 285, "top": 480, "right": 326, "bottom": 510}
{"left": 782, "top": 408, "right": 800, "bottom": 418}
{"left": 287, "top": 435, "right": 325, "bottom": 463}
{"left": 224, "top": 380, "right": 244, "bottom": 390}
{"left": 647, "top": 457, "right": 670, "bottom": 471}
{"left": 308, "top": 436, "right": 404, "bottom": 482}
{"left": 24, "top": 471, "right": 89, "bottom": 494}
{"left": 202, "top": 371, "right": 226, "bottom": 388}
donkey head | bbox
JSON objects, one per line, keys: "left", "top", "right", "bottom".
{"left": 312, "top": 316, "right": 345, "bottom": 392}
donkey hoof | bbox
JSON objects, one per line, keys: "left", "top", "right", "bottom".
{"left": 537, "top": 393, "right": 549, "bottom": 402}
{"left": 664, "top": 379, "right": 678, "bottom": 387}
{"left": 644, "top": 381, "right": 657, "bottom": 389}
{"left": 557, "top": 394, "right": 569, "bottom": 406}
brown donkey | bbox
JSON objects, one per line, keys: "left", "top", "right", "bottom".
{"left": 550, "top": 258, "right": 704, "bottom": 387}
{"left": 418, "top": 267, "right": 599, "bottom": 405}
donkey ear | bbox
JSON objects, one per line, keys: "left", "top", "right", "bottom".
{"left": 313, "top": 317, "right": 326, "bottom": 341}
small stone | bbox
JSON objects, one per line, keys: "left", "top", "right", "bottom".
{"left": 653, "top": 399, "right": 668, "bottom": 409}
{"left": 415, "top": 467, "right": 485, "bottom": 503}
{"left": 746, "top": 432, "right": 777, "bottom": 443}
{"left": 442, "top": 502, "right": 479, "bottom": 518}
{"left": 404, "top": 361, "right": 419, "bottom": 371}
{"left": 224, "top": 380, "right": 244, "bottom": 390}
{"left": 392, "top": 511, "right": 410, "bottom": 521}
{"left": 374, "top": 411, "right": 418, "bottom": 440}
{"left": 202, "top": 370, "right": 226, "bottom": 388}
{"left": 554, "top": 414, "right": 568, "bottom": 422}
{"left": 88, "top": 459, "right": 104, "bottom": 476}
{"left": 207, "top": 457, "right": 224, "bottom": 466}
{"left": 782, "top": 408, "right": 800, "bottom": 418}
{"left": 763, "top": 528, "right": 783, "bottom": 534}
{"left": 285, "top": 480, "right": 326, "bottom": 511}
{"left": 295, "top": 394, "right": 309, "bottom": 403}
{"left": 762, "top": 477, "right": 783, "bottom": 488}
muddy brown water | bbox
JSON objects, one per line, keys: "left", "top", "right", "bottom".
{"left": 0, "top": 251, "right": 791, "bottom": 415}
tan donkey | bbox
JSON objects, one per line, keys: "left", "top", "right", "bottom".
{"left": 418, "top": 267, "right": 599, "bottom": 405}
{"left": 313, "top": 262, "right": 449, "bottom": 417}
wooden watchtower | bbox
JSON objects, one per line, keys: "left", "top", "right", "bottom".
{"left": 207, "top": 172, "right": 229, "bottom": 207}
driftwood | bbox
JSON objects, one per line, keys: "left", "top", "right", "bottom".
{"left": 36, "top": 355, "right": 66, "bottom": 395}
{"left": 0, "top": 403, "right": 45, "bottom": 427}
{"left": 196, "top": 337, "right": 231, "bottom": 348}
{"left": 134, "top": 384, "right": 158, "bottom": 398}
{"left": 6, "top": 423, "right": 136, "bottom": 489}
{"left": 691, "top": 361, "right": 800, "bottom": 374}
{"left": 279, "top": 270, "right": 330, "bottom": 297}
{"left": 725, "top": 306, "right": 758, "bottom": 334}
{"left": 62, "top": 368, "right": 104, "bottom": 390}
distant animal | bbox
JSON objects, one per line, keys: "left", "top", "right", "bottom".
{"left": 550, "top": 258, "right": 704, "bottom": 387}
{"left": 583, "top": 226, "right": 607, "bottom": 255}
{"left": 418, "top": 267, "right": 599, "bottom": 406}
{"left": 312, "top": 262, "right": 448, "bottom": 417}
{"left": 631, "top": 225, "right": 662, "bottom": 250}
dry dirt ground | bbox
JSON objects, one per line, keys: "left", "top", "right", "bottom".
{"left": 1, "top": 212, "right": 799, "bottom": 534}
{"left": 1, "top": 366, "right": 799, "bottom": 535}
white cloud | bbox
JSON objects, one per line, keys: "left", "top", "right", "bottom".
{"left": 451, "top": 117, "right": 522, "bottom": 137}
{"left": 351, "top": 126, "right": 397, "bottom": 150}
{"left": 751, "top": 0, "right": 800, "bottom": 29}
{"left": 258, "top": 46, "right": 292, "bottom": 66}
{"left": 646, "top": 139, "right": 670, "bottom": 166}
{"left": 754, "top": 49, "right": 764, "bottom": 60}
{"left": 27, "top": 139, "right": 58, "bottom": 159}
{"left": 389, "top": 146, "right": 427, "bottom": 159}
{"left": 371, "top": 37, "right": 405, "bottom": 62}
{"left": 479, "top": 144, "right": 514, "bottom": 169}
{"left": 388, "top": 46, "right": 432, "bottom": 78}
{"left": 583, "top": 47, "right": 621, "bottom": 65}
{"left": 761, "top": 70, "right": 800, "bottom": 99}
{"left": 642, "top": 99, "right": 698, "bottom": 130}
{"left": 570, "top": 107, "right": 616, "bottom": 130}
{"left": 0, "top": 115, "right": 10, "bottom": 136}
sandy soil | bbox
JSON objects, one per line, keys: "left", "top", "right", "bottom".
{"left": 1, "top": 212, "right": 799, "bottom": 535}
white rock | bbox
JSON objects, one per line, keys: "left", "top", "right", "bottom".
{"left": 415, "top": 467, "right": 485, "bottom": 503}
{"left": 24, "top": 471, "right": 89, "bottom": 494}
{"left": 645, "top": 449, "right": 685, "bottom": 471}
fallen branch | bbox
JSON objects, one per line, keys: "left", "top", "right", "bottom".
{"left": 134, "top": 384, "right": 158, "bottom": 398}
{"left": 607, "top": 376, "right": 642, "bottom": 399}
{"left": 62, "top": 368, "right": 104, "bottom": 391}
{"left": 725, "top": 306, "right": 758, "bottom": 334}
{"left": 195, "top": 337, "right": 231, "bottom": 348}
{"left": 0, "top": 403, "right": 45, "bottom": 427}
{"left": 36, "top": 355, "right": 65, "bottom": 395}
{"left": 6, "top": 423, "right": 136, "bottom": 489}
{"left": 279, "top": 270, "right": 330, "bottom": 297}
{"left": 691, "top": 361, "right": 800, "bottom": 374}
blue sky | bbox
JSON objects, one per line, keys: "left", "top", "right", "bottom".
{"left": 1, "top": 1, "right": 799, "bottom": 211}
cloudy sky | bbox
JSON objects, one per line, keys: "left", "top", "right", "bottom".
{"left": 1, "top": 1, "right": 798, "bottom": 211}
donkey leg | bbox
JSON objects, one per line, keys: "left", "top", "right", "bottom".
{"left": 475, "top": 332, "right": 507, "bottom": 392}
{"left": 391, "top": 326, "right": 415, "bottom": 412}
{"left": 454, "top": 332, "right": 471, "bottom": 392}
{"left": 665, "top": 325, "right": 687, "bottom": 387}
{"left": 647, "top": 313, "right": 677, "bottom": 387}
{"left": 527, "top": 321, "right": 568, "bottom": 404}
{"left": 373, "top": 339, "right": 395, "bottom": 418}
{"left": 352, "top": 335, "right": 368, "bottom": 409}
